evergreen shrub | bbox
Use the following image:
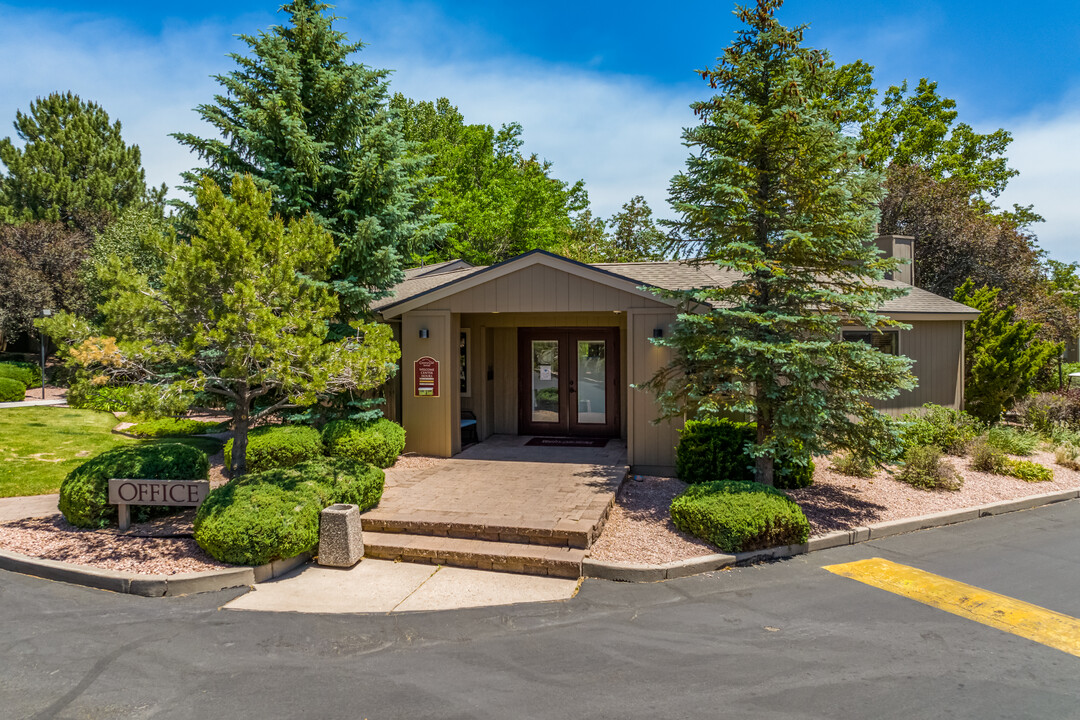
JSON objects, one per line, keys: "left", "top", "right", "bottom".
{"left": 194, "top": 459, "right": 384, "bottom": 565}
{"left": 59, "top": 443, "right": 210, "bottom": 528}
{"left": 899, "top": 404, "right": 983, "bottom": 455}
{"left": 0, "top": 377, "right": 25, "bottom": 402}
{"left": 323, "top": 419, "right": 406, "bottom": 468}
{"left": 223, "top": 425, "right": 324, "bottom": 473}
{"left": 896, "top": 445, "right": 962, "bottom": 491}
{"left": 0, "top": 363, "right": 36, "bottom": 388}
{"left": 676, "top": 418, "right": 814, "bottom": 488}
{"left": 669, "top": 480, "right": 810, "bottom": 553}
{"left": 126, "top": 418, "right": 226, "bottom": 437}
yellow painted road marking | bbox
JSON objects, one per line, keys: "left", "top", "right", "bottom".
{"left": 824, "top": 557, "right": 1080, "bottom": 658}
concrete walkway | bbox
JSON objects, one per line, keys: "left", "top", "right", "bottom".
{"left": 0, "top": 494, "right": 59, "bottom": 523}
{"left": 0, "top": 399, "right": 65, "bottom": 409}
{"left": 224, "top": 558, "right": 579, "bottom": 614}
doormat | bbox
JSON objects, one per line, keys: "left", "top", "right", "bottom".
{"left": 525, "top": 437, "right": 609, "bottom": 448}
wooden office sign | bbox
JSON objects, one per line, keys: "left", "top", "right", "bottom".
{"left": 414, "top": 356, "right": 439, "bottom": 397}
{"left": 108, "top": 478, "right": 210, "bottom": 531}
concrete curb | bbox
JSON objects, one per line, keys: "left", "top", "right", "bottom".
{"left": 0, "top": 549, "right": 313, "bottom": 597}
{"left": 584, "top": 488, "right": 1080, "bottom": 583}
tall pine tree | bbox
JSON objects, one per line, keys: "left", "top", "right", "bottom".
{"left": 0, "top": 92, "right": 160, "bottom": 226}
{"left": 173, "top": 1, "right": 447, "bottom": 315}
{"left": 647, "top": 0, "right": 915, "bottom": 485}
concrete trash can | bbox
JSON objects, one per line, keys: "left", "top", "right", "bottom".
{"left": 318, "top": 503, "right": 364, "bottom": 567}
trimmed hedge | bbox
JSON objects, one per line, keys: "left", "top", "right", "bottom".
{"left": 223, "top": 425, "right": 324, "bottom": 473}
{"left": 194, "top": 459, "right": 385, "bottom": 565}
{"left": 0, "top": 377, "right": 26, "bottom": 403}
{"left": 0, "top": 362, "right": 37, "bottom": 388}
{"left": 669, "top": 480, "right": 811, "bottom": 553}
{"left": 127, "top": 418, "right": 226, "bottom": 438}
{"left": 323, "top": 418, "right": 406, "bottom": 469}
{"left": 676, "top": 418, "right": 815, "bottom": 489}
{"left": 59, "top": 443, "right": 210, "bottom": 528}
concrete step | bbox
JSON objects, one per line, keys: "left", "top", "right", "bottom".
{"left": 362, "top": 531, "right": 586, "bottom": 578}
{"left": 360, "top": 515, "right": 598, "bottom": 549}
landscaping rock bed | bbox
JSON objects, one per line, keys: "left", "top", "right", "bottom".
{"left": 0, "top": 516, "right": 229, "bottom": 575}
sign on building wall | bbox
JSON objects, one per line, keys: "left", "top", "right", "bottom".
{"left": 414, "top": 356, "right": 439, "bottom": 397}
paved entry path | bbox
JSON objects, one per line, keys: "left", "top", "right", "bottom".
{"left": 365, "top": 435, "right": 628, "bottom": 544}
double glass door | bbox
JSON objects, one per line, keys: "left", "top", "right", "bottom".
{"left": 518, "top": 328, "right": 619, "bottom": 437}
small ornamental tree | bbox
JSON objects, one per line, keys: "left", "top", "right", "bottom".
{"left": 40, "top": 175, "right": 399, "bottom": 475}
{"left": 644, "top": 0, "right": 915, "bottom": 484}
{"left": 954, "top": 280, "right": 1060, "bottom": 423}
{"left": 0, "top": 92, "right": 163, "bottom": 225}
{"left": 173, "top": 1, "right": 447, "bottom": 315}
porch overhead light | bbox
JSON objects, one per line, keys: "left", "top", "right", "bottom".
{"left": 419, "top": 328, "right": 429, "bottom": 339}
{"left": 653, "top": 328, "right": 664, "bottom": 338}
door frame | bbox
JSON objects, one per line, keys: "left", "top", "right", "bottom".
{"left": 517, "top": 327, "right": 621, "bottom": 437}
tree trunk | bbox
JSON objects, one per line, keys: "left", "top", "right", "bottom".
{"left": 755, "top": 402, "right": 775, "bottom": 486}
{"left": 230, "top": 390, "right": 251, "bottom": 476}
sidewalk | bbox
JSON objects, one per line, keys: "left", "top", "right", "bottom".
{"left": 0, "top": 399, "right": 65, "bottom": 409}
{"left": 224, "top": 559, "right": 580, "bottom": 614}
{"left": 0, "top": 494, "right": 59, "bottom": 523}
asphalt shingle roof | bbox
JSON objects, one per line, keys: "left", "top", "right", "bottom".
{"left": 375, "top": 256, "right": 978, "bottom": 316}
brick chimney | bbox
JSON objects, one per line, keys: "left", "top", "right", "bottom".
{"left": 875, "top": 234, "right": 914, "bottom": 284}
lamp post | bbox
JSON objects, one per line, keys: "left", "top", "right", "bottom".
{"left": 40, "top": 308, "right": 52, "bottom": 400}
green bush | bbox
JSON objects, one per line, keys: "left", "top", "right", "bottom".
{"left": 66, "top": 382, "right": 141, "bottom": 412}
{"left": 1014, "top": 391, "right": 1080, "bottom": 433}
{"left": 323, "top": 418, "right": 406, "bottom": 469}
{"left": 675, "top": 418, "right": 815, "bottom": 488}
{"left": 0, "top": 361, "right": 42, "bottom": 388}
{"left": 194, "top": 458, "right": 384, "bottom": 565}
{"left": 58, "top": 443, "right": 210, "bottom": 528}
{"left": 0, "top": 377, "right": 26, "bottom": 402}
{"left": 896, "top": 445, "right": 962, "bottom": 491}
{"left": 223, "top": 425, "right": 324, "bottom": 473}
{"left": 830, "top": 451, "right": 876, "bottom": 478}
{"left": 1006, "top": 459, "right": 1053, "bottom": 483}
{"left": 985, "top": 426, "right": 1039, "bottom": 456}
{"left": 669, "top": 480, "right": 811, "bottom": 553}
{"left": 899, "top": 404, "right": 984, "bottom": 455}
{"left": 970, "top": 437, "right": 1009, "bottom": 474}
{"left": 126, "top": 418, "right": 226, "bottom": 437}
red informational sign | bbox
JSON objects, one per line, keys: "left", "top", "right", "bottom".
{"left": 414, "top": 356, "right": 439, "bottom": 397}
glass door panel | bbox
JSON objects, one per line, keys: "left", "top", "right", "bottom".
{"left": 530, "top": 340, "right": 560, "bottom": 424}
{"left": 575, "top": 340, "right": 606, "bottom": 425}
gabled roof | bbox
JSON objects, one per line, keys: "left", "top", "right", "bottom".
{"left": 374, "top": 251, "right": 979, "bottom": 319}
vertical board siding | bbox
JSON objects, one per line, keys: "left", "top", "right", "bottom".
{"left": 401, "top": 311, "right": 453, "bottom": 456}
{"left": 416, "top": 264, "right": 669, "bottom": 314}
{"left": 627, "top": 309, "right": 681, "bottom": 475}
{"left": 871, "top": 320, "right": 965, "bottom": 414}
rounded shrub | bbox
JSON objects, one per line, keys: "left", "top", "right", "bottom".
{"left": 223, "top": 425, "right": 324, "bottom": 473}
{"left": 898, "top": 404, "right": 984, "bottom": 455}
{"left": 676, "top": 418, "right": 814, "bottom": 488}
{"left": 323, "top": 419, "right": 406, "bottom": 468}
{"left": 0, "top": 377, "right": 26, "bottom": 402}
{"left": 669, "top": 480, "right": 811, "bottom": 553}
{"left": 0, "top": 363, "right": 34, "bottom": 387}
{"left": 896, "top": 445, "right": 962, "bottom": 491}
{"left": 194, "top": 458, "right": 384, "bottom": 565}
{"left": 59, "top": 443, "right": 210, "bottom": 528}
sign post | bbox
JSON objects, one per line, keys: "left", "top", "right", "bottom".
{"left": 414, "top": 356, "right": 440, "bottom": 397}
{"left": 108, "top": 478, "right": 210, "bottom": 530}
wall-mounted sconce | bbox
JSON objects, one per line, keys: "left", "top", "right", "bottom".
{"left": 653, "top": 328, "right": 664, "bottom": 338}
{"left": 419, "top": 328, "right": 429, "bottom": 339}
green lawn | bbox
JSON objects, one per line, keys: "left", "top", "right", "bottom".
{"left": 0, "top": 407, "right": 224, "bottom": 498}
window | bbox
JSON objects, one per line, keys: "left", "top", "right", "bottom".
{"left": 459, "top": 329, "right": 471, "bottom": 396}
{"left": 842, "top": 329, "right": 899, "bottom": 355}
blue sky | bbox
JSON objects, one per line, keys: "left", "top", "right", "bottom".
{"left": 1, "top": 1, "right": 1078, "bottom": 260}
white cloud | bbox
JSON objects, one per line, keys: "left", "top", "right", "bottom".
{"left": 994, "top": 108, "right": 1080, "bottom": 264}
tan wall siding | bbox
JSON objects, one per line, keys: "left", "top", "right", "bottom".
{"left": 401, "top": 311, "right": 453, "bottom": 456}
{"left": 415, "top": 264, "right": 668, "bottom": 314}
{"left": 873, "top": 320, "right": 965, "bottom": 414}
{"left": 627, "top": 309, "right": 682, "bottom": 475}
